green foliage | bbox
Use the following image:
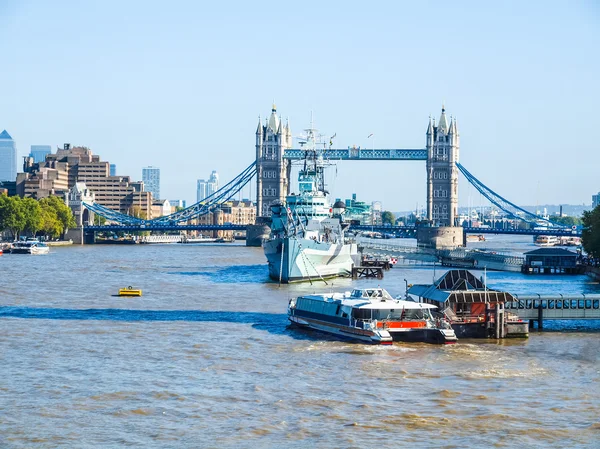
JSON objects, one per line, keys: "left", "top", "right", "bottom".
{"left": 0, "top": 195, "right": 77, "bottom": 239}
{"left": 549, "top": 215, "right": 582, "bottom": 227}
{"left": 94, "top": 214, "right": 106, "bottom": 225}
{"left": 0, "top": 195, "right": 26, "bottom": 238}
{"left": 40, "top": 201, "right": 63, "bottom": 238}
{"left": 40, "top": 196, "right": 76, "bottom": 232}
{"left": 21, "top": 197, "right": 42, "bottom": 236}
{"left": 582, "top": 206, "right": 600, "bottom": 258}
{"left": 381, "top": 211, "right": 395, "bottom": 225}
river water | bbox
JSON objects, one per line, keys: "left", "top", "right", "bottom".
{"left": 1, "top": 236, "right": 599, "bottom": 448}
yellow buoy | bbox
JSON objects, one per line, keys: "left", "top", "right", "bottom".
{"left": 118, "top": 286, "right": 142, "bottom": 297}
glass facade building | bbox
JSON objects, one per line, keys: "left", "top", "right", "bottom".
{"left": 29, "top": 145, "right": 51, "bottom": 163}
{"left": 0, "top": 130, "right": 17, "bottom": 182}
{"left": 196, "top": 170, "right": 219, "bottom": 203}
{"left": 142, "top": 166, "right": 160, "bottom": 200}
{"left": 110, "top": 164, "right": 116, "bottom": 176}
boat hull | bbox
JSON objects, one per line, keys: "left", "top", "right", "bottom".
{"left": 289, "top": 312, "right": 456, "bottom": 345}
{"left": 265, "top": 237, "right": 357, "bottom": 283}
{"left": 11, "top": 247, "right": 49, "bottom": 255}
{"left": 289, "top": 315, "right": 392, "bottom": 344}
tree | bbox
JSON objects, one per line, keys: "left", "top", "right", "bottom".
{"left": 582, "top": 206, "right": 600, "bottom": 258}
{"left": 381, "top": 211, "right": 395, "bottom": 225}
{"left": 21, "top": 197, "right": 42, "bottom": 236}
{"left": 93, "top": 214, "right": 106, "bottom": 225}
{"left": 40, "top": 196, "right": 76, "bottom": 237}
{"left": 0, "top": 195, "right": 26, "bottom": 239}
{"left": 39, "top": 201, "right": 63, "bottom": 238}
{"left": 549, "top": 215, "right": 582, "bottom": 227}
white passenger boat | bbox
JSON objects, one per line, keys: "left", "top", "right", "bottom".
{"left": 288, "top": 287, "right": 458, "bottom": 345}
{"left": 535, "top": 235, "right": 559, "bottom": 247}
{"left": 10, "top": 239, "right": 50, "bottom": 255}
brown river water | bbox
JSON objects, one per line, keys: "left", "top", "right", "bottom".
{"left": 1, "top": 237, "right": 599, "bottom": 448}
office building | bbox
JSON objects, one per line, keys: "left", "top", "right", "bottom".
{"left": 142, "top": 166, "right": 160, "bottom": 200}
{"left": 0, "top": 130, "right": 17, "bottom": 182}
{"left": 196, "top": 170, "right": 219, "bottom": 203}
{"left": 170, "top": 199, "right": 187, "bottom": 209}
{"left": 592, "top": 193, "right": 600, "bottom": 210}
{"left": 30, "top": 145, "right": 52, "bottom": 163}
{"left": 110, "top": 164, "right": 116, "bottom": 176}
{"left": 16, "top": 144, "right": 152, "bottom": 218}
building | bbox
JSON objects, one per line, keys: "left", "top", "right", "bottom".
{"left": 30, "top": 145, "right": 52, "bottom": 163}
{"left": 192, "top": 200, "right": 256, "bottom": 238}
{"left": 151, "top": 199, "right": 172, "bottom": 218}
{"left": 343, "top": 193, "right": 373, "bottom": 224}
{"left": 522, "top": 248, "right": 579, "bottom": 274}
{"left": 255, "top": 104, "right": 292, "bottom": 217}
{"left": 426, "top": 106, "right": 459, "bottom": 226}
{"left": 197, "top": 170, "right": 219, "bottom": 203}
{"left": 142, "top": 166, "right": 160, "bottom": 200}
{"left": 0, "top": 130, "right": 17, "bottom": 182}
{"left": 16, "top": 144, "right": 152, "bottom": 218}
{"left": 170, "top": 199, "right": 187, "bottom": 209}
{"left": 592, "top": 192, "right": 600, "bottom": 210}
{"left": 110, "top": 164, "right": 116, "bottom": 176}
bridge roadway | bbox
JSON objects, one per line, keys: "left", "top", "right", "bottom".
{"left": 351, "top": 225, "right": 582, "bottom": 238}
{"left": 283, "top": 148, "right": 427, "bottom": 161}
{"left": 85, "top": 224, "right": 582, "bottom": 237}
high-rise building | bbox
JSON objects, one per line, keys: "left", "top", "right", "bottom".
{"left": 196, "top": 170, "right": 219, "bottom": 203}
{"left": 110, "top": 164, "right": 116, "bottom": 176}
{"left": 255, "top": 104, "right": 292, "bottom": 217}
{"left": 30, "top": 145, "right": 51, "bottom": 163}
{"left": 593, "top": 193, "right": 600, "bottom": 210}
{"left": 142, "top": 166, "right": 160, "bottom": 200}
{"left": 0, "top": 130, "right": 17, "bottom": 182}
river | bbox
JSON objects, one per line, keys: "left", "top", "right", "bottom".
{"left": 0, "top": 237, "right": 599, "bottom": 448}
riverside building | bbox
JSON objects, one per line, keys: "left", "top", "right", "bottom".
{"left": 16, "top": 144, "right": 152, "bottom": 218}
{"left": 0, "top": 130, "right": 17, "bottom": 182}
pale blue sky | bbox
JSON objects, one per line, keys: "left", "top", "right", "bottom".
{"left": 1, "top": 0, "right": 598, "bottom": 211}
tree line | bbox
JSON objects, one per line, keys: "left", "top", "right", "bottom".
{"left": 0, "top": 195, "right": 76, "bottom": 240}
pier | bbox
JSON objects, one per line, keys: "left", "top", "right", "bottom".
{"left": 505, "top": 294, "right": 600, "bottom": 329}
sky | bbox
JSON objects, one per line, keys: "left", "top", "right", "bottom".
{"left": 0, "top": 0, "right": 598, "bottom": 212}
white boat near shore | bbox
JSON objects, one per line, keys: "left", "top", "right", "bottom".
{"left": 10, "top": 239, "right": 50, "bottom": 255}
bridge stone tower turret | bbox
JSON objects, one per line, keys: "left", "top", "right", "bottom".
{"left": 255, "top": 104, "right": 292, "bottom": 217}
{"left": 426, "top": 105, "right": 459, "bottom": 226}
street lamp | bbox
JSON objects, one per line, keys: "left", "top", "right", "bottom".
{"left": 404, "top": 278, "right": 408, "bottom": 299}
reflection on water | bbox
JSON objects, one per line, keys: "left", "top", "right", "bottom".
{"left": 0, "top": 237, "right": 599, "bottom": 448}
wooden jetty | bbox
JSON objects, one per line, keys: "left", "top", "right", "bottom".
{"left": 352, "top": 266, "right": 383, "bottom": 279}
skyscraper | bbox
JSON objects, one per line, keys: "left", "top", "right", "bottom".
{"left": 110, "top": 164, "right": 116, "bottom": 176}
{"left": 0, "top": 130, "right": 17, "bottom": 182}
{"left": 30, "top": 145, "right": 51, "bottom": 163}
{"left": 196, "top": 170, "right": 219, "bottom": 202}
{"left": 142, "top": 166, "right": 160, "bottom": 200}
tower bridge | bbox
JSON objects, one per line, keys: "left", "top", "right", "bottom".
{"left": 81, "top": 104, "right": 574, "bottom": 243}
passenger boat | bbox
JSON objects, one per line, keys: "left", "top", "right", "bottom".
{"left": 118, "top": 287, "right": 142, "bottom": 297}
{"left": 535, "top": 235, "right": 559, "bottom": 247}
{"left": 288, "top": 287, "right": 458, "bottom": 345}
{"left": 264, "top": 125, "right": 358, "bottom": 283}
{"left": 10, "top": 239, "right": 50, "bottom": 255}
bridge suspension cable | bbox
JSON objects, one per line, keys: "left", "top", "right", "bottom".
{"left": 84, "top": 161, "right": 257, "bottom": 225}
{"left": 456, "top": 162, "right": 566, "bottom": 228}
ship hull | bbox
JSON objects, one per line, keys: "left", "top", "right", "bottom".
{"left": 265, "top": 237, "right": 357, "bottom": 283}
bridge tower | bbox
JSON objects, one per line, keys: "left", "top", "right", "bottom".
{"left": 255, "top": 104, "right": 292, "bottom": 217}
{"left": 426, "top": 105, "right": 459, "bottom": 226}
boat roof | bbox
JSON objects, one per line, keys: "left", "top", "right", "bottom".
{"left": 298, "top": 289, "right": 437, "bottom": 310}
